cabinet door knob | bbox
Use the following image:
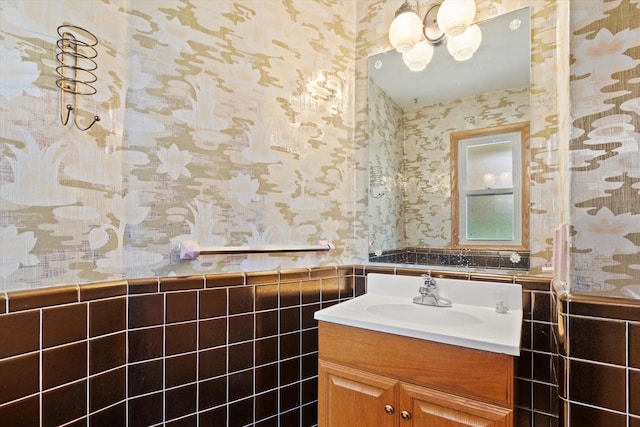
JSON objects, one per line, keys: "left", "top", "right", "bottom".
{"left": 401, "top": 410, "right": 411, "bottom": 420}
{"left": 384, "top": 405, "right": 395, "bottom": 414}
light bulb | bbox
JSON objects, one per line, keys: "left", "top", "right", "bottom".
{"left": 447, "top": 24, "right": 482, "bottom": 61}
{"left": 402, "top": 40, "right": 434, "bottom": 72}
{"left": 389, "top": 10, "right": 423, "bottom": 53}
{"left": 499, "top": 171, "right": 512, "bottom": 186}
{"left": 482, "top": 173, "right": 496, "bottom": 188}
{"left": 437, "top": 0, "right": 476, "bottom": 37}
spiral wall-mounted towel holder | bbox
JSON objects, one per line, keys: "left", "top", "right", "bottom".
{"left": 55, "top": 24, "right": 100, "bottom": 131}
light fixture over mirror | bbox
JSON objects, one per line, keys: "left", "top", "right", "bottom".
{"left": 388, "top": 0, "right": 480, "bottom": 71}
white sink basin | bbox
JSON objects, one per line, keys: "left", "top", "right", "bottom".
{"left": 314, "top": 273, "right": 523, "bottom": 355}
{"left": 367, "top": 303, "right": 482, "bottom": 327}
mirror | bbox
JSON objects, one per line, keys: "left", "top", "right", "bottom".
{"left": 368, "top": 7, "right": 531, "bottom": 266}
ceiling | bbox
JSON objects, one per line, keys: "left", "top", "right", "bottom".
{"left": 368, "top": 7, "right": 531, "bottom": 109}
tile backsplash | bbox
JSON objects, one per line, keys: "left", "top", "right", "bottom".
{"left": 0, "top": 267, "right": 357, "bottom": 426}
{"left": 554, "top": 289, "right": 640, "bottom": 426}
{"left": 0, "top": 266, "right": 557, "bottom": 426}
{"left": 369, "top": 247, "right": 530, "bottom": 271}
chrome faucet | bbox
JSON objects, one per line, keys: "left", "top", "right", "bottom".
{"left": 413, "top": 274, "right": 452, "bottom": 307}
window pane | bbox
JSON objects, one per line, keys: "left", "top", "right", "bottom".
{"left": 466, "top": 194, "right": 514, "bottom": 240}
{"left": 465, "top": 141, "right": 513, "bottom": 190}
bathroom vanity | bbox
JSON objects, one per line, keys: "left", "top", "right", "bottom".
{"left": 315, "top": 273, "right": 522, "bottom": 426}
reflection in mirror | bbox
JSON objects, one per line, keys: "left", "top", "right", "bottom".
{"left": 368, "top": 7, "right": 531, "bottom": 269}
{"left": 450, "top": 122, "right": 530, "bottom": 250}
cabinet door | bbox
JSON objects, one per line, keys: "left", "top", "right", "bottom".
{"left": 318, "top": 360, "right": 398, "bottom": 427}
{"left": 399, "top": 382, "right": 512, "bottom": 427}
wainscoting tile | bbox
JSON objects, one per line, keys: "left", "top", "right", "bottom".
{"left": 0, "top": 353, "right": 39, "bottom": 405}
{"left": 228, "top": 313, "right": 254, "bottom": 343}
{"left": 255, "top": 336, "right": 279, "bottom": 366}
{"left": 256, "top": 310, "right": 278, "bottom": 338}
{"left": 228, "top": 341, "right": 254, "bottom": 372}
{"left": 128, "top": 392, "right": 163, "bottom": 427}
{"left": 165, "top": 322, "right": 197, "bottom": 355}
{"left": 0, "top": 396, "right": 40, "bottom": 426}
{"left": 256, "top": 390, "right": 278, "bottom": 421}
{"left": 198, "top": 347, "right": 226, "bottom": 380}
{"left": 128, "top": 293, "right": 164, "bottom": 328}
{"left": 630, "top": 369, "right": 640, "bottom": 416}
{"left": 229, "top": 396, "right": 254, "bottom": 426}
{"left": 205, "top": 272, "right": 244, "bottom": 288}
{"left": 630, "top": 322, "right": 640, "bottom": 369}
{"left": 166, "top": 352, "right": 197, "bottom": 388}
{"left": 43, "top": 303, "right": 87, "bottom": 348}
{"left": 160, "top": 275, "right": 204, "bottom": 292}
{"left": 166, "top": 291, "right": 197, "bottom": 323}
{"left": 199, "top": 317, "right": 226, "bottom": 349}
{"left": 568, "top": 402, "right": 626, "bottom": 427}
{"left": 228, "top": 369, "right": 253, "bottom": 401}
{"left": 128, "top": 359, "right": 163, "bottom": 396}
{"left": 255, "top": 363, "right": 278, "bottom": 393}
{"left": 89, "top": 331, "right": 126, "bottom": 374}
{"left": 80, "top": 280, "right": 127, "bottom": 301}
{"left": 42, "top": 380, "right": 87, "bottom": 427}
{"left": 89, "top": 297, "right": 125, "bottom": 337}
{"left": 568, "top": 359, "right": 626, "bottom": 412}
{"left": 127, "top": 327, "right": 163, "bottom": 363}
{"left": 42, "top": 342, "right": 87, "bottom": 390}
{"left": 198, "top": 376, "right": 227, "bottom": 411}
{"left": 0, "top": 310, "right": 39, "bottom": 358}
{"left": 89, "top": 367, "right": 125, "bottom": 412}
{"left": 568, "top": 315, "right": 626, "bottom": 365}
{"left": 255, "top": 283, "right": 279, "bottom": 311}
{"left": 229, "top": 285, "right": 255, "bottom": 315}
{"left": 165, "top": 384, "right": 197, "bottom": 421}
{"left": 8, "top": 285, "right": 78, "bottom": 312}
{"left": 199, "top": 288, "right": 227, "bottom": 318}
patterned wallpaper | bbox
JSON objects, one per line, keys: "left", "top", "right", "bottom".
{"left": 569, "top": 0, "right": 640, "bottom": 298}
{"left": 0, "top": 0, "right": 358, "bottom": 291}
{"left": 5, "top": 0, "right": 634, "bottom": 300}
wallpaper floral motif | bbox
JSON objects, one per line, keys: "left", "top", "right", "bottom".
{"left": 6, "top": 0, "right": 636, "bottom": 300}
{"left": 569, "top": 0, "right": 640, "bottom": 298}
{"left": 0, "top": 0, "right": 357, "bottom": 290}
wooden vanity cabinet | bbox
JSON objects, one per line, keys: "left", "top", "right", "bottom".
{"left": 318, "top": 322, "right": 514, "bottom": 427}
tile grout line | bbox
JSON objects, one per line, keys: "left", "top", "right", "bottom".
{"left": 162, "top": 292, "right": 166, "bottom": 425}
{"left": 86, "top": 302, "right": 90, "bottom": 426}
{"left": 196, "top": 288, "right": 200, "bottom": 427}
{"left": 125, "top": 283, "right": 130, "bottom": 427}
{"left": 39, "top": 308, "right": 43, "bottom": 427}
{"left": 626, "top": 321, "right": 630, "bottom": 426}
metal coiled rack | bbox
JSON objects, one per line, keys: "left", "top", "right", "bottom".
{"left": 55, "top": 24, "right": 100, "bottom": 131}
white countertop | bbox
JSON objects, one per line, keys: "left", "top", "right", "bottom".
{"left": 314, "top": 273, "right": 522, "bottom": 356}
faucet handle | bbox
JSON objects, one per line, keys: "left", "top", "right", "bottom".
{"left": 496, "top": 300, "right": 509, "bottom": 314}
{"left": 421, "top": 273, "right": 436, "bottom": 287}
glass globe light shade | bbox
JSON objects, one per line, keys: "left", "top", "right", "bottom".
{"left": 447, "top": 24, "right": 482, "bottom": 61}
{"left": 389, "top": 10, "right": 424, "bottom": 53}
{"left": 437, "top": 0, "right": 476, "bottom": 37}
{"left": 402, "top": 40, "right": 434, "bottom": 72}
{"left": 499, "top": 171, "right": 513, "bottom": 186}
{"left": 482, "top": 173, "right": 496, "bottom": 188}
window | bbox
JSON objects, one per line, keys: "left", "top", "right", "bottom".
{"left": 450, "top": 122, "right": 530, "bottom": 249}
